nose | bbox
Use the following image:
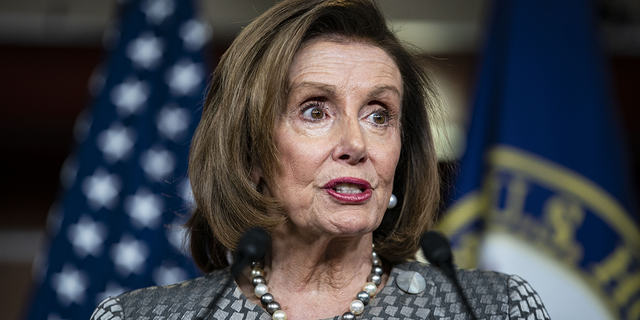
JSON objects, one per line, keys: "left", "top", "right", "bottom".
{"left": 332, "top": 117, "right": 368, "bottom": 165}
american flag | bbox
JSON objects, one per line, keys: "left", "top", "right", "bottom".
{"left": 26, "top": 0, "right": 209, "bottom": 318}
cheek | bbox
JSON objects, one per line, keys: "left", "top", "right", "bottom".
{"left": 274, "top": 130, "right": 330, "bottom": 186}
{"left": 374, "top": 136, "right": 402, "bottom": 182}
{"left": 283, "top": 145, "right": 320, "bottom": 180}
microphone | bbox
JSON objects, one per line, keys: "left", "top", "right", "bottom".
{"left": 421, "top": 230, "right": 455, "bottom": 278}
{"left": 231, "top": 227, "right": 271, "bottom": 277}
{"left": 195, "top": 227, "right": 271, "bottom": 320}
{"left": 420, "top": 231, "right": 478, "bottom": 320}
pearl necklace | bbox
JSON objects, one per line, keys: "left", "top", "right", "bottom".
{"left": 250, "top": 250, "right": 383, "bottom": 320}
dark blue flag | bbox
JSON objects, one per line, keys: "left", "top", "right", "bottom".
{"left": 440, "top": 1, "right": 640, "bottom": 319}
{"left": 26, "top": 0, "right": 209, "bottom": 318}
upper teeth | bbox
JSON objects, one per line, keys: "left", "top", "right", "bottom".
{"left": 334, "top": 183, "right": 362, "bottom": 193}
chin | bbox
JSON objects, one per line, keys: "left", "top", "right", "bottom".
{"left": 326, "top": 213, "right": 380, "bottom": 236}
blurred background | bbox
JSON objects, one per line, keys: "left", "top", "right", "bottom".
{"left": 0, "top": 0, "right": 639, "bottom": 319}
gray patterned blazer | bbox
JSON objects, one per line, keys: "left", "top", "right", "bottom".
{"left": 91, "top": 261, "right": 550, "bottom": 320}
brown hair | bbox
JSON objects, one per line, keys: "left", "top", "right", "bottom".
{"left": 186, "top": 0, "right": 440, "bottom": 272}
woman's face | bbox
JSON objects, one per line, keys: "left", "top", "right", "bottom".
{"left": 268, "top": 38, "right": 402, "bottom": 238}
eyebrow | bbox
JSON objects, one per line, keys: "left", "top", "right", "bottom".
{"left": 290, "top": 81, "right": 337, "bottom": 96}
{"left": 290, "top": 81, "right": 401, "bottom": 99}
{"left": 366, "top": 85, "right": 401, "bottom": 101}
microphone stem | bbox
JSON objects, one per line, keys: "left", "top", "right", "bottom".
{"left": 451, "top": 274, "right": 478, "bottom": 320}
{"left": 194, "top": 273, "right": 233, "bottom": 320}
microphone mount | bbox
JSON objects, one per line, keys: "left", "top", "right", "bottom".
{"left": 421, "top": 231, "right": 478, "bottom": 320}
{"left": 195, "top": 227, "right": 270, "bottom": 320}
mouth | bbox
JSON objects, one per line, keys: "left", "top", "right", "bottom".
{"left": 333, "top": 183, "right": 365, "bottom": 194}
{"left": 324, "top": 177, "right": 372, "bottom": 203}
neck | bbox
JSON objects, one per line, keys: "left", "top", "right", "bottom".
{"left": 272, "top": 222, "right": 372, "bottom": 284}
{"left": 237, "top": 222, "right": 387, "bottom": 320}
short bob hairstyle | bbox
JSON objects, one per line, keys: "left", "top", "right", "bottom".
{"left": 187, "top": 0, "right": 440, "bottom": 272}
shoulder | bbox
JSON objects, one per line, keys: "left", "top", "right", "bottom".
{"left": 394, "top": 260, "right": 512, "bottom": 293}
{"left": 91, "top": 269, "right": 230, "bottom": 320}
{"left": 118, "top": 270, "right": 226, "bottom": 309}
{"left": 91, "top": 296, "right": 124, "bottom": 320}
{"left": 394, "top": 261, "right": 523, "bottom": 293}
{"left": 503, "top": 274, "right": 551, "bottom": 319}
{"left": 385, "top": 261, "right": 550, "bottom": 319}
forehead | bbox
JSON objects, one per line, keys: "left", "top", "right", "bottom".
{"left": 288, "top": 37, "right": 402, "bottom": 92}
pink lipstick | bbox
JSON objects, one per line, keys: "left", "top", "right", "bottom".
{"left": 324, "top": 177, "right": 372, "bottom": 203}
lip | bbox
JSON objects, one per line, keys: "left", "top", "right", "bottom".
{"left": 324, "top": 177, "right": 372, "bottom": 203}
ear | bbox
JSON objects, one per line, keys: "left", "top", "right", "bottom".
{"left": 250, "top": 165, "right": 272, "bottom": 196}
{"left": 250, "top": 165, "right": 263, "bottom": 189}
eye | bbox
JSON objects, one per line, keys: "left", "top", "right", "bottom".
{"left": 367, "top": 110, "right": 389, "bottom": 125}
{"left": 372, "top": 112, "right": 386, "bottom": 124}
{"left": 302, "top": 104, "right": 326, "bottom": 120}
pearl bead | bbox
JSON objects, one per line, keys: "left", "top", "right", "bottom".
{"left": 267, "top": 301, "right": 281, "bottom": 314}
{"left": 350, "top": 299, "right": 365, "bottom": 315}
{"left": 372, "top": 265, "right": 384, "bottom": 276}
{"left": 260, "top": 293, "right": 274, "bottom": 306}
{"left": 388, "top": 194, "right": 397, "bottom": 209}
{"left": 356, "top": 291, "right": 370, "bottom": 305}
{"left": 252, "top": 276, "right": 266, "bottom": 286}
{"left": 248, "top": 252, "right": 382, "bottom": 318}
{"left": 363, "top": 282, "right": 377, "bottom": 296}
{"left": 251, "top": 267, "right": 264, "bottom": 278}
{"left": 369, "top": 274, "right": 382, "bottom": 285}
{"left": 254, "top": 283, "right": 268, "bottom": 298}
{"left": 272, "top": 310, "right": 287, "bottom": 320}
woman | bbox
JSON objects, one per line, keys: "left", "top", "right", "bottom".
{"left": 92, "top": 0, "right": 550, "bottom": 319}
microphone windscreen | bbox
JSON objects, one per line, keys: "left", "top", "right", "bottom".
{"left": 420, "top": 231, "right": 477, "bottom": 320}
{"left": 420, "top": 231, "right": 453, "bottom": 269}
{"left": 236, "top": 227, "right": 270, "bottom": 262}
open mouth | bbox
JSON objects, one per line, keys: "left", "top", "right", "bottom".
{"left": 334, "top": 183, "right": 365, "bottom": 194}
{"left": 324, "top": 177, "right": 372, "bottom": 203}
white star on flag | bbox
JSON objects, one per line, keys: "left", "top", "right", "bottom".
{"left": 110, "top": 234, "right": 149, "bottom": 277}
{"left": 47, "top": 313, "right": 63, "bottom": 320}
{"left": 110, "top": 76, "right": 150, "bottom": 116}
{"left": 127, "top": 32, "right": 165, "bottom": 69}
{"left": 32, "top": 250, "right": 48, "bottom": 285}
{"left": 124, "top": 187, "right": 164, "bottom": 229}
{"left": 166, "top": 222, "right": 189, "bottom": 255}
{"left": 51, "top": 264, "right": 89, "bottom": 306}
{"left": 141, "top": 0, "right": 175, "bottom": 25}
{"left": 102, "top": 19, "right": 121, "bottom": 50}
{"left": 165, "top": 58, "right": 203, "bottom": 96}
{"left": 153, "top": 264, "right": 188, "bottom": 286}
{"left": 88, "top": 63, "right": 106, "bottom": 97}
{"left": 95, "top": 282, "right": 128, "bottom": 305}
{"left": 73, "top": 109, "right": 92, "bottom": 143}
{"left": 82, "top": 168, "right": 122, "bottom": 210}
{"left": 156, "top": 104, "right": 190, "bottom": 141}
{"left": 178, "top": 177, "right": 195, "bottom": 208}
{"left": 179, "top": 19, "right": 211, "bottom": 51}
{"left": 67, "top": 215, "right": 108, "bottom": 258}
{"left": 46, "top": 205, "right": 64, "bottom": 237}
{"left": 140, "top": 146, "right": 176, "bottom": 182}
{"left": 97, "top": 122, "right": 137, "bottom": 163}
{"left": 59, "top": 156, "right": 78, "bottom": 189}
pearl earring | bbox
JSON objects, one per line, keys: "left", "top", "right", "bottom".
{"left": 388, "top": 194, "right": 397, "bottom": 209}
